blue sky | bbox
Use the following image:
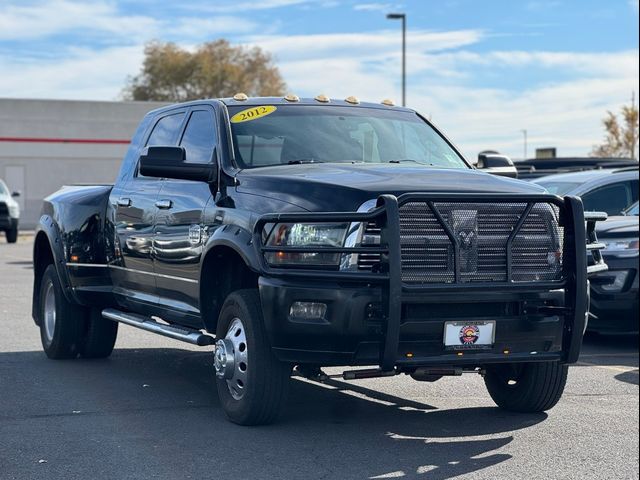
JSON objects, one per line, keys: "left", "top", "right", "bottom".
{"left": 0, "top": 0, "right": 638, "bottom": 160}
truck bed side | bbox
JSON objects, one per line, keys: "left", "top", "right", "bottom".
{"left": 32, "top": 184, "right": 114, "bottom": 322}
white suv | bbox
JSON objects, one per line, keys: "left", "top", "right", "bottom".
{"left": 0, "top": 178, "right": 20, "bottom": 243}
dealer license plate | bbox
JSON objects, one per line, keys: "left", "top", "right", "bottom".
{"left": 443, "top": 321, "right": 496, "bottom": 350}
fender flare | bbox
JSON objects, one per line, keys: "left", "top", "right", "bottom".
{"left": 32, "top": 215, "right": 79, "bottom": 321}
{"left": 200, "top": 224, "right": 263, "bottom": 274}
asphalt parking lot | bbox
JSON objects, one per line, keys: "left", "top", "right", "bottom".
{"left": 0, "top": 238, "right": 638, "bottom": 480}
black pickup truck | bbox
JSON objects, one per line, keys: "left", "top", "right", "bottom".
{"left": 32, "top": 95, "right": 607, "bottom": 425}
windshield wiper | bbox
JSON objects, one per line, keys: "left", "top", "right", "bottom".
{"left": 287, "top": 159, "right": 323, "bottom": 165}
{"left": 388, "top": 159, "right": 432, "bottom": 165}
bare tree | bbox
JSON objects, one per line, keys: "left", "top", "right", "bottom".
{"left": 591, "top": 95, "right": 639, "bottom": 159}
{"left": 123, "top": 40, "right": 286, "bottom": 102}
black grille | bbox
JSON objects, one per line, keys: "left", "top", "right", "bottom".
{"left": 358, "top": 201, "right": 564, "bottom": 284}
{"left": 399, "top": 202, "right": 563, "bottom": 284}
{"left": 0, "top": 202, "right": 8, "bottom": 216}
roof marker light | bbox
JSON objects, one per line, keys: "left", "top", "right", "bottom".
{"left": 345, "top": 96, "right": 360, "bottom": 104}
{"left": 314, "top": 94, "right": 330, "bottom": 103}
{"left": 381, "top": 99, "right": 395, "bottom": 106}
{"left": 284, "top": 93, "right": 300, "bottom": 102}
{"left": 233, "top": 92, "right": 248, "bottom": 101}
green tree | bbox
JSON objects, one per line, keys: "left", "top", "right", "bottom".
{"left": 123, "top": 40, "right": 286, "bottom": 102}
{"left": 591, "top": 97, "right": 639, "bottom": 159}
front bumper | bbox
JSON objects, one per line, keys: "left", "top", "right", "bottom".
{"left": 254, "top": 193, "right": 606, "bottom": 369}
{"left": 260, "top": 276, "right": 567, "bottom": 366}
{"left": 588, "top": 254, "right": 639, "bottom": 334}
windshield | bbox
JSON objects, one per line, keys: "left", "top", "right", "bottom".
{"left": 227, "top": 104, "right": 468, "bottom": 169}
{"left": 624, "top": 201, "right": 639, "bottom": 216}
{"left": 0, "top": 181, "right": 7, "bottom": 196}
{"left": 535, "top": 181, "right": 581, "bottom": 196}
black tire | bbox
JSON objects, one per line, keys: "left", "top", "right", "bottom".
{"left": 38, "top": 265, "right": 87, "bottom": 359}
{"left": 484, "top": 361, "right": 568, "bottom": 413}
{"left": 6, "top": 227, "right": 17, "bottom": 243}
{"left": 79, "top": 308, "right": 118, "bottom": 359}
{"left": 215, "top": 289, "right": 290, "bottom": 425}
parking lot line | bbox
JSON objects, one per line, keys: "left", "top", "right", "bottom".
{"left": 576, "top": 361, "right": 639, "bottom": 374}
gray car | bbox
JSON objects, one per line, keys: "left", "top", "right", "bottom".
{"left": 532, "top": 167, "right": 638, "bottom": 215}
{"left": 534, "top": 169, "right": 639, "bottom": 333}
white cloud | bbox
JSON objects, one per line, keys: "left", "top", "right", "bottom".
{"left": 407, "top": 49, "right": 639, "bottom": 79}
{"left": 168, "top": 16, "right": 258, "bottom": 38}
{"left": 353, "top": 3, "right": 395, "bottom": 12}
{"left": 180, "top": 0, "right": 314, "bottom": 14}
{"left": 0, "top": 0, "right": 158, "bottom": 41}
{"left": 245, "top": 28, "right": 484, "bottom": 60}
{"left": 0, "top": 45, "right": 144, "bottom": 100}
{"left": 0, "top": 1, "right": 256, "bottom": 42}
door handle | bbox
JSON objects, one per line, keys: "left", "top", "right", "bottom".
{"left": 155, "top": 199, "right": 173, "bottom": 209}
{"left": 117, "top": 197, "right": 131, "bottom": 207}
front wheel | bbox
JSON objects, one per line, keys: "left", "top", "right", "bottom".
{"left": 214, "top": 289, "right": 290, "bottom": 425}
{"left": 484, "top": 361, "right": 568, "bottom": 413}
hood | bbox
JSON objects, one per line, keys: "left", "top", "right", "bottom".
{"left": 596, "top": 215, "right": 639, "bottom": 238}
{"left": 235, "top": 163, "right": 546, "bottom": 212}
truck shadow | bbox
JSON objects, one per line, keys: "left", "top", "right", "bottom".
{"left": 0, "top": 348, "right": 547, "bottom": 480}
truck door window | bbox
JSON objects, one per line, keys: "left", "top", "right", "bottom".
{"left": 137, "top": 112, "right": 186, "bottom": 178}
{"left": 179, "top": 110, "right": 217, "bottom": 164}
{"left": 146, "top": 112, "right": 185, "bottom": 147}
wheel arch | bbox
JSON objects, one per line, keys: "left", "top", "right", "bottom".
{"left": 199, "top": 235, "right": 261, "bottom": 333}
{"left": 32, "top": 217, "right": 75, "bottom": 324}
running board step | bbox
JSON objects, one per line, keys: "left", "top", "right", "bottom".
{"left": 102, "top": 308, "right": 215, "bottom": 346}
{"left": 342, "top": 368, "right": 398, "bottom": 380}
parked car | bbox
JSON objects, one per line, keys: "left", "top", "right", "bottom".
{"left": 589, "top": 202, "right": 639, "bottom": 334}
{"left": 534, "top": 171, "right": 639, "bottom": 333}
{"left": 0, "top": 178, "right": 20, "bottom": 243}
{"left": 532, "top": 168, "right": 639, "bottom": 215}
{"left": 31, "top": 96, "right": 606, "bottom": 425}
{"left": 514, "top": 157, "right": 638, "bottom": 180}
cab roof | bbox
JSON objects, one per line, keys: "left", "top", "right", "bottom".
{"left": 220, "top": 96, "right": 413, "bottom": 112}
{"left": 146, "top": 96, "right": 415, "bottom": 116}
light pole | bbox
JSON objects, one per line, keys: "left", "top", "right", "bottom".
{"left": 521, "top": 129, "right": 528, "bottom": 160}
{"left": 386, "top": 12, "right": 406, "bottom": 107}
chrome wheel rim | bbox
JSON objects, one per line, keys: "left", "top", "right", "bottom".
{"left": 43, "top": 281, "right": 56, "bottom": 345}
{"left": 214, "top": 317, "right": 248, "bottom": 400}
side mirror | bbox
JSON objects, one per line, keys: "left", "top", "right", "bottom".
{"left": 11, "top": 191, "right": 20, "bottom": 198}
{"left": 139, "top": 146, "right": 217, "bottom": 183}
{"left": 476, "top": 154, "right": 518, "bottom": 179}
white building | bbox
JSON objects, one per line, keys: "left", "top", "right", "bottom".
{"left": 0, "top": 98, "right": 167, "bottom": 228}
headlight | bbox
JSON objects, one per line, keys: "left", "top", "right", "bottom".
{"left": 601, "top": 237, "right": 639, "bottom": 257}
{"left": 8, "top": 203, "right": 19, "bottom": 218}
{"left": 264, "top": 223, "right": 349, "bottom": 266}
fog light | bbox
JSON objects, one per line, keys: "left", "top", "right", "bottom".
{"left": 289, "top": 302, "right": 327, "bottom": 319}
{"left": 597, "top": 270, "right": 629, "bottom": 293}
